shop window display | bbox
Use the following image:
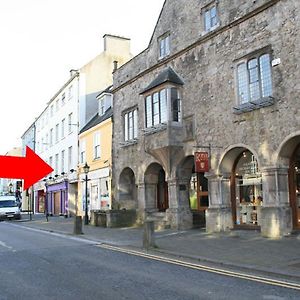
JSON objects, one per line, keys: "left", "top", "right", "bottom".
{"left": 235, "top": 151, "right": 262, "bottom": 225}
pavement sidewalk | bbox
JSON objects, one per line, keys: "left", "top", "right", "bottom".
{"left": 14, "top": 213, "right": 300, "bottom": 283}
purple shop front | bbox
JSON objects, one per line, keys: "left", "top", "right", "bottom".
{"left": 46, "top": 181, "right": 69, "bottom": 216}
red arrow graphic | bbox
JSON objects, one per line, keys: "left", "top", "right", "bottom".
{"left": 0, "top": 146, "right": 53, "bottom": 190}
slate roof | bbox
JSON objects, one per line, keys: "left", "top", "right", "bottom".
{"left": 80, "top": 107, "right": 113, "bottom": 134}
{"left": 96, "top": 85, "right": 113, "bottom": 98}
{"left": 140, "top": 67, "right": 184, "bottom": 94}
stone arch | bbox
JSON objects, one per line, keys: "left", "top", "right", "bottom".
{"left": 217, "top": 145, "right": 262, "bottom": 227}
{"left": 218, "top": 144, "right": 261, "bottom": 175}
{"left": 276, "top": 133, "right": 300, "bottom": 229}
{"left": 144, "top": 162, "right": 168, "bottom": 212}
{"left": 117, "top": 167, "right": 137, "bottom": 209}
{"left": 276, "top": 132, "right": 300, "bottom": 167}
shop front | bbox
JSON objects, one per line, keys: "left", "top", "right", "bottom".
{"left": 289, "top": 143, "right": 300, "bottom": 229}
{"left": 33, "top": 181, "right": 46, "bottom": 213}
{"left": 232, "top": 150, "right": 262, "bottom": 228}
{"left": 80, "top": 167, "right": 111, "bottom": 216}
{"left": 46, "top": 180, "right": 68, "bottom": 216}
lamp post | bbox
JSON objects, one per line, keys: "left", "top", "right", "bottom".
{"left": 83, "top": 162, "right": 90, "bottom": 225}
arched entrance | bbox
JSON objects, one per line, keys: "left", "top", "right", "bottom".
{"left": 177, "top": 155, "right": 208, "bottom": 227}
{"left": 118, "top": 168, "right": 137, "bottom": 209}
{"left": 232, "top": 150, "right": 262, "bottom": 227}
{"left": 145, "top": 163, "right": 168, "bottom": 212}
{"left": 277, "top": 134, "right": 300, "bottom": 230}
{"left": 289, "top": 144, "right": 300, "bottom": 229}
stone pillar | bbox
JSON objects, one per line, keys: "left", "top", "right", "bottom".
{"left": 205, "top": 173, "right": 233, "bottom": 233}
{"left": 136, "top": 182, "right": 146, "bottom": 225}
{"left": 143, "top": 220, "right": 156, "bottom": 249}
{"left": 165, "top": 178, "right": 193, "bottom": 230}
{"left": 260, "top": 167, "right": 292, "bottom": 238}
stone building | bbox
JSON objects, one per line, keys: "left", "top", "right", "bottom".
{"left": 112, "top": 0, "right": 300, "bottom": 237}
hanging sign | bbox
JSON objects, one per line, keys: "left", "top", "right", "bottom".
{"left": 195, "top": 152, "right": 209, "bottom": 172}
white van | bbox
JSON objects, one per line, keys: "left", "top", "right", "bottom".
{"left": 0, "top": 195, "right": 21, "bottom": 220}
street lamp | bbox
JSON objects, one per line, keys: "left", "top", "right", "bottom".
{"left": 83, "top": 162, "right": 90, "bottom": 225}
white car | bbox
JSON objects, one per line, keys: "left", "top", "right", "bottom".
{"left": 0, "top": 195, "right": 21, "bottom": 221}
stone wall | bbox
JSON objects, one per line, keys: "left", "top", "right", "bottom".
{"left": 112, "top": 0, "right": 300, "bottom": 235}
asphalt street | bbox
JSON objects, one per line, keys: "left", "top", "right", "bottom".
{"left": 0, "top": 221, "right": 299, "bottom": 300}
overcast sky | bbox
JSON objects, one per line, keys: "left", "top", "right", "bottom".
{"left": 0, "top": 0, "right": 165, "bottom": 155}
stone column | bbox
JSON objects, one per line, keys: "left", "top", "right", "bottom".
{"left": 165, "top": 178, "right": 193, "bottom": 230}
{"left": 260, "top": 167, "right": 292, "bottom": 238}
{"left": 136, "top": 182, "right": 146, "bottom": 224}
{"left": 205, "top": 173, "right": 233, "bottom": 233}
{"left": 136, "top": 180, "right": 159, "bottom": 224}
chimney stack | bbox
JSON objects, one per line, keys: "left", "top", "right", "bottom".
{"left": 113, "top": 61, "right": 118, "bottom": 73}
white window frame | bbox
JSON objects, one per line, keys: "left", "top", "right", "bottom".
{"left": 236, "top": 52, "right": 273, "bottom": 106}
{"left": 55, "top": 124, "right": 59, "bottom": 143}
{"left": 61, "top": 150, "right": 65, "bottom": 173}
{"left": 61, "top": 119, "right": 65, "bottom": 138}
{"left": 55, "top": 153, "right": 59, "bottom": 174}
{"left": 124, "top": 108, "right": 138, "bottom": 142}
{"left": 68, "top": 146, "right": 73, "bottom": 171}
{"left": 68, "top": 113, "right": 73, "bottom": 134}
{"left": 202, "top": 2, "right": 220, "bottom": 33}
{"left": 50, "top": 128, "right": 53, "bottom": 146}
{"left": 159, "top": 34, "right": 170, "bottom": 59}
{"left": 99, "top": 97, "right": 105, "bottom": 116}
{"left": 93, "top": 132, "right": 101, "bottom": 159}
{"left": 80, "top": 139, "right": 86, "bottom": 164}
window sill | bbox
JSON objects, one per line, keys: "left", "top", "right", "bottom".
{"left": 143, "top": 123, "right": 167, "bottom": 136}
{"left": 233, "top": 96, "right": 275, "bottom": 114}
{"left": 120, "top": 139, "right": 138, "bottom": 148}
{"left": 201, "top": 23, "right": 220, "bottom": 36}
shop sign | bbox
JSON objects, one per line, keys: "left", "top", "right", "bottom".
{"left": 195, "top": 152, "right": 209, "bottom": 172}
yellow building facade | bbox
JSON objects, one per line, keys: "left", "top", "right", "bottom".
{"left": 77, "top": 94, "right": 113, "bottom": 217}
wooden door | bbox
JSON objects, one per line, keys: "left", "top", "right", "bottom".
{"left": 54, "top": 192, "right": 61, "bottom": 215}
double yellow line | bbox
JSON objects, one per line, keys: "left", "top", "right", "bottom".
{"left": 97, "top": 244, "right": 300, "bottom": 291}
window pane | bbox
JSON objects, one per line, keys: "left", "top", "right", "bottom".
{"left": 259, "top": 54, "right": 272, "bottom": 97}
{"left": 237, "top": 63, "right": 249, "bottom": 104}
{"left": 124, "top": 113, "right": 128, "bottom": 141}
{"left": 133, "top": 109, "right": 138, "bottom": 138}
{"left": 210, "top": 6, "right": 217, "bottom": 26}
{"left": 165, "top": 36, "right": 170, "bottom": 55}
{"left": 160, "top": 89, "right": 167, "bottom": 123}
{"left": 205, "top": 10, "right": 211, "bottom": 31}
{"left": 249, "top": 81, "right": 260, "bottom": 101}
{"left": 146, "top": 96, "right": 152, "bottom": 128}
{"left": 129, "top": 111, "right": 133, "bottom": 140}
{"left": 153, "top": 92, "right": 159, "bottom": 125}
{"left": 171, "top": 88, "right": 180, "bottom": 122}
{"left": 160, "top": 39, "right": 165, "bottom": 57}
{"left": 248, "top": 58, "right": 260, "bottom": 101}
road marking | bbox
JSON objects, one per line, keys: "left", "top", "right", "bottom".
{"left": 97, "top": 244, "right": 300, "bottom": 291}
{"left": 5, "top": 223, "right": 96, "bottom": 245}
{"left": 0, "top": 240, "right": 16, "bottom": 252}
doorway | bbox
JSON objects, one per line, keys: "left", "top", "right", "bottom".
{"left": 289, "top": 144, "right": 300, "bottom": 229}
{"left": 157, "top": 169, "right": 168, "bottom": 211}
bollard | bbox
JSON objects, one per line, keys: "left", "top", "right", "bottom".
{"left": 143, "top": 220, "right": 155, "bottom": 249}
{"left": 73, "top": 216, "right": 83, "bottom": 235}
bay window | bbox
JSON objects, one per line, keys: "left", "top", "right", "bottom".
{"left": 145, "top": 87, "right": 181, "bottom": 128}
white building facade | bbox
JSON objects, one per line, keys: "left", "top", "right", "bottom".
{"left": 34, "top": 72, "right": 80, "bottom": 215}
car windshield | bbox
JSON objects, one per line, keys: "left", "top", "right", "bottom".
{"left": 0, "top": 200, "right": 17, "bottom": 208}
